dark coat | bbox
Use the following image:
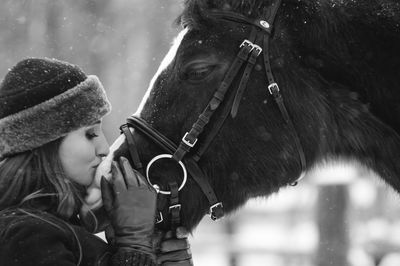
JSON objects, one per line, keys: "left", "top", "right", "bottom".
{"left": 0, "top": 208, "right": 155, "bottom": 266}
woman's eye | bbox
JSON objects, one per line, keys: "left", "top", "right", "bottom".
{"left": 86, "top": 132, "right": 99, "bottom": 139}
{"left": 184, "top": 66, "right": 214, "bottom": 81}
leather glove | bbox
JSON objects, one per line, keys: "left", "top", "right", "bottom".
{"left": 101, "top": 156, "right": 157, "bottom": 255}
{"left": 156, "top": 227, "right": 193, "bottom": 266}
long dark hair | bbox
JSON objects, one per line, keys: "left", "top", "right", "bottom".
{"left": 0, "top": 138, "right": 86, "bottom": 219}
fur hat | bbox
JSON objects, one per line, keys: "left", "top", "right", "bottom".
{"left": 0, "top": 58, "right": 111, "bottom": 159}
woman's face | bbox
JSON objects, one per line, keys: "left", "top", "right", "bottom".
{"left": 59, "top": 121, "right": 109, "bottom": 186}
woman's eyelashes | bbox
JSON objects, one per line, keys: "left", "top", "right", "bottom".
{"left": 85, "top": 131, "right": 99, "bottom": 140}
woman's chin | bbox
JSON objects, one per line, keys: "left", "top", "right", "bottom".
{"left": 84, "top": 187, "right": 102, "bottom": 210}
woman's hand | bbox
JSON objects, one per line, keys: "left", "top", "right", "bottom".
{"left": 156, "top": 227, "right": 193, "bottom": 266}
{"left": 84, "top": 156, "right": 113, "bottom": 210}
{"left": 101, "top": 156, "right": 157, "bottom": 255}
{"left": 80, "top": 157, "right": 113, "bottom": 233}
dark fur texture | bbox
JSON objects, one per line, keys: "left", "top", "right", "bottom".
{"left": 116, "top": 0, "right": 400, "bottom": 230}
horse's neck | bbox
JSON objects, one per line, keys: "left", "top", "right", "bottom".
{"left": 292, "top": 0, "right": 400, "bottom": 131}
{"left": 312, "top": 89, "right": 400, "bottom": 192}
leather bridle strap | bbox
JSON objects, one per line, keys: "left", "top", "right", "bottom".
{"left": 261, "top": 0, "right": 306, "bottom": 183}
{"left": 265, "top": 0, "right": 282, "bottom": 30}
{"left": 126, "top": 116, "right": 224, "bottom": 220}
{"left": 184, "top": 159, "right": 223, "bottom": 220}
{"left": 207, "top": 10, "right": 273, "bottom": 33}
{"left": 192, "top": 39, "right": 262, "bottom": 161}
{"left": 171, "top": 27, "right": 258, "bottom": 163}
{"left": 193, "top": 7, "right": 279, "bottom": 161}
{"left": 231, "top": 42, "right": 262, "bottom": 117}
{"left": 168, "top": 181, "right": 181, "bottom": 231}
{"left": 120, "top": 124, "right": 145, "bottom": 175}
{"left": 126, "top": 117, "right": 177, "bottom": 153}
{"left": 196, "top": 1, "right": 306, "bottom": 185}
{"left": 264, "top": 36, "right": 306, "bottom": 183}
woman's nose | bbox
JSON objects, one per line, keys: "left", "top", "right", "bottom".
{"left": 96, "top": 134, "right": 110, "bottom": 157}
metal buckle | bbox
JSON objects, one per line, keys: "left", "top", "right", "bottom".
{"left": 156, "top": 212, "right": 163, "bottom": 224}
{"left": 169, "top": 204, "right": 182, "bottom": 212}
{"left": 240, "top": 39, "right": 253, "bottom": 48}
{"left": 182, "top": 132, "right": 198, "bottom": 148}
{"left": 268, "top": 83, "right": 280, "bottom": 95}
{"left": 251, "top": 44, "right": 263, "bottom": 56}
{"left": 209, "top": 202, "right": 223, "bottom": 220}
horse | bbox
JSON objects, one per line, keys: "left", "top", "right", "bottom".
{"left": 98, "top": 0, "right": 400, "bottom": 233}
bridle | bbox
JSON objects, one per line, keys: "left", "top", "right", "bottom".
{"left": 121, "top": 0, "right": 306, "bottom": 228}
{"left": 120, "top": 0, "right": 306, "bottom": 229}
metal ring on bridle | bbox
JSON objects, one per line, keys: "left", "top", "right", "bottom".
{"left": 146, "top": 154, "right": 188, "bottom": 195}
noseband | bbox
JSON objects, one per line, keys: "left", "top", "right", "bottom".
{"left": 120, "top": 0, "right": 306, "bottom": 229}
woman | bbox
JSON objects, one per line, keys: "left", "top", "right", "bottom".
{"left": 0, "top": 58, "right": 192, "bottom": 265}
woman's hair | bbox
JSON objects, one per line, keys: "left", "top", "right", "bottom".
{"left": 0, "top": 138, "right": 86, "bottom": 219}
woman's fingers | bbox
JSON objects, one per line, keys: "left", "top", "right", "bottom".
{"left": 119, "top": 157, "right": 139, "bottom": 187}
{"left": 111, "top": 161, "right": 126, "bottom": 192}
{"left": 135, "top": 169, "right": 150, "bottom": 187}
{"left": 119, "top": 156, "right": 150, "bottom": 188}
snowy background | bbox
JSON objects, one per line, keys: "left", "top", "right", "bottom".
{"left": 1, "top": 1, "right": 400, "bottom": 265}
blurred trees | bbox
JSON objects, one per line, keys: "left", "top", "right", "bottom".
{"left": 0, "top": 0, "right": 182, "bottom": 140}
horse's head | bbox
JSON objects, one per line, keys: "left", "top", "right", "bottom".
{"left": 108, "top": 0, "right": 400, "bottom": 230}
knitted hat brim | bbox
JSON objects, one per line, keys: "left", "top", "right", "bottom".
{"left": 0, "top": 75, "right": 111, "bottom": 159}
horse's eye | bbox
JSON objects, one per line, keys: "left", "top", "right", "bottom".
{"left": 183, "top": 66, "right": 215, "bottom": 81}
